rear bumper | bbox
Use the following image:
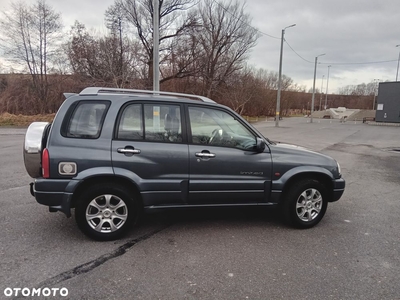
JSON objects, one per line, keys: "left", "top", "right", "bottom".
{"left": 331, "top": 177, "right": 345, "bottom": 202}
{"left": 31, "top": 179, "right": 74, "bottom": 217}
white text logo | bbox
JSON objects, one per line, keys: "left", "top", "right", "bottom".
{"left": 4, "top": 287, "right": 68, "bottom": 297}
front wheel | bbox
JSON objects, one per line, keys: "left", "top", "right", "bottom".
{"left": 75, "top": 184, "right": 137, "bottom": 241}
{"left": 283, "top": 179, "right": 328, "bottom": 228}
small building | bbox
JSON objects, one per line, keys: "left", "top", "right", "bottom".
{"left": 375, "top": 82, "right": 400, "bottom": 123}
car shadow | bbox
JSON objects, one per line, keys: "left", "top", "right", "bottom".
{"left": 140, "top": 206, "right": 283, "bottom": 227}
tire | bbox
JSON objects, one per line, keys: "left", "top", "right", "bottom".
{"left": 75, "top": 184, "right": 137, "bottom": 241}
{"left": 283, "top": 179, "right": 328, "bottom": 229}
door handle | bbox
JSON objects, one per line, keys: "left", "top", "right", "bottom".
{"left": 117, "top": 148, "right": 141, "bottom": 154}
{"left": 195, "top": 152, "right": 216, "bottom": 158}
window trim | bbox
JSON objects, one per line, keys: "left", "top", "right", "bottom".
{"left": 186, "top": 104, "right": 259, "bottom": 151}
{"left": 115, "top": 103, "right": 144, "bottom": 141}
{"left": 114, "top": 101, "right": 187, "bottom": 144}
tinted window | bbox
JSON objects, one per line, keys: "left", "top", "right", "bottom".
{"left": 117, "top": 103, "right": 182, "bottom": 143}
{"left": 66, "top": 102, "right": 108, "bottom": 139}
{"left": 117, "top": 104, "right": 143, "bottom": 140}
{"left": 189, "top": 106, "right": 256, "bottom": 150}
{"left": 144, "top": 104, "right": 182, "bottom": 142}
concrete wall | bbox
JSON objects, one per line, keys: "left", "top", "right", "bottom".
{"left": 375, "top": 82, "right": 400, "bottom": 123}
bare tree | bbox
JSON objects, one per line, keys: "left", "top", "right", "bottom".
{"left": 0, "top": 0, "right": 62, "bottom": 112}
{"left": 337, "top": 81, "right": 378, "bottom": 96}
{"left": 194, "top": 0, "right": 260, "bottom": 98}
{"left": 106, "top": 0, "right": 198, "bottom": 88}
{"left": 66, "top": 21, "right": 145, "bottom": 88}
{"left": 215, "top": 67, "right": 258, "bottom": 114}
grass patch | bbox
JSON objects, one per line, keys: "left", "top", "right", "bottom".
{"left": 0, "top": 113, "right": 55, "bottom": 126}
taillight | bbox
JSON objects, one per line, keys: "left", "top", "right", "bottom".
{"left": 42, "top": 148, "right": 50, "bottom": 178}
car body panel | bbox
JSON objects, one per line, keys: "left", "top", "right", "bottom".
{"left": 111, "top": 141, "right": 189, "bottom": 206}
{"left": 188, "top": 144, "right": 272, "bottom": 204}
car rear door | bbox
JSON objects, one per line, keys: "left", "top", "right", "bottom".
{"left": 112, "top": 102, "right": 189, "bottom": 206}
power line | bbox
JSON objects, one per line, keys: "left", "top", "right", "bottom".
{"left": 211, "top": 0, "right": 398, "bottom": 67}
{"left": 284, "top": 39, "right": 313, "bottom": 63}
{"left": 285, "top": 38, "right": 398, "bottom": 66}
{"left": 320, "top": 60, "right": 398, "bottom": 65}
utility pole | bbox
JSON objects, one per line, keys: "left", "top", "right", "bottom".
{"left": 153, "top": 0, "right": 160, "bottom": 91}
{"left": 275, "top": 24, "right": 296, "bottom": 127}
{"left": 324, "top": 65, "right": 331, "bottom": 110}
{"left": 396, "top": 44, "right": 400, "bottom": 81}
{"left": 310, "top": 53, "right": 325, "bottom": 123}
{"left": 118, "top": 17, "right": 123, "bottom": 86}
{"left": 319, "top": 75, "right": 325, "bottom": 111}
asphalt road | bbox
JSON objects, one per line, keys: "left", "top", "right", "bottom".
{"left": 0, "top": 118, "right": 399, "bottom": 300}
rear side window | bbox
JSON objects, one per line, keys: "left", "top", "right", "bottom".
{"left": 65, "top": 102, "right": 109, "bottom": 139}
{"left": 144, "top": 104, "right": 182, "bottom": 142}
{"left": 117, "top": 104, "right": 143, "bottom": 140}
{"left": 117, "top": 103, "right": 182, "bottom": 143}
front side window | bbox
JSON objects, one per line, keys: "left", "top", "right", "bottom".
{"left": 66, "top": 102, "right": 108, "bottom": 139}
{"left": 189, "top": 106, "right": 256, "bottom": 150}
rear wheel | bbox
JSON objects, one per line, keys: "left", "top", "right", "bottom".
{"left": 75, "top": 184, "right": 137, "bottom": 241}
{"left": 283, "top": 179, "right": 328, "bottom": 228}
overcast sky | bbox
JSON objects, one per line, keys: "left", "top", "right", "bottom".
{"left": 1, "top": 0, "right": 399, "bottom": 93}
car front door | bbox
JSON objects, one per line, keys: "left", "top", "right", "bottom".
{"left": 187, "top": 105, "right": 272, "bottom": 205}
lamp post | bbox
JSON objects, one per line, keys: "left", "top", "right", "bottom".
{"left": 275, "top": 24, "right": 296, "bottom": 127}
{"left": 153, "top": 0, "right": 160, "bottom": 91}
{"left": 396, "top": 44, "right": 400, "bottom": 81}
{"left": 115, "top": 17, "right": 123, "bottom": 86}
{"left": 310, "top": 53, "right": 325, "bottom": 123}
{"left": 324, "top": 65, "right": 331, "bottom": 110}
{"left": 319, "top": 75, "right": 325, "bottom": 111}
{"left": 373, "top": 79, "right": 380, "bottom": 110}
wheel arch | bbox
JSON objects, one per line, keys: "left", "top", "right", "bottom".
{"left": 281, "top": 172, "right": 334, "bottom": 202}
{"left": 70, "top": 175, "right": 142, "bottom": 209}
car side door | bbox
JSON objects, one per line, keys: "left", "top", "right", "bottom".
{"left": 112, "top": 102, "right": 189, "bottom": 207}
{"left": 187, "top": 105, "right": 272, "bottom": 205}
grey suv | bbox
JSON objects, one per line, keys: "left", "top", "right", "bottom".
{"left": 23, "top": 87, "right": 345, "bottom": 240}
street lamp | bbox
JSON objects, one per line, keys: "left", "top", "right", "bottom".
{"left": 275, "top": 23, "right": 296, "bottom": 127}
{"left": 153, "top": 0, "right": 160, "bottom": 91}
{"left": 319, "top": 75, "right": 325, "bottom": 111}
{"left": 396, "top": 44, "right": 400, "bottom": 81}
{"left": 324, "top": 65, "right": 331, "bottom": 110}
{"left": 310, "top": 53, "right": 325, "bottom": 123}
{"left": 114, "top": 17, "right": 123, "bottom": 86}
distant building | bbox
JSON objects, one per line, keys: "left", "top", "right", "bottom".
{"left": 375, "top": 82, "right": 400, "bottom": 123}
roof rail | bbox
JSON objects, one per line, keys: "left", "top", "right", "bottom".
{"left": 79, "top": 87, "right": 216, "bottom": 103}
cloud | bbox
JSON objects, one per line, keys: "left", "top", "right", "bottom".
{"left": 245, "top": 0, "right": 400, "bottom": 92}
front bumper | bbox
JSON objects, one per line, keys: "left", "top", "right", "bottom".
{"left": 331, "top": 177, "right": 345, "bottom": 202}
{"left": 31, "top": 179, "right": 75, "bottom": 217}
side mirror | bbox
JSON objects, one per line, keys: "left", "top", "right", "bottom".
{"left": 256, "top": 137, "right": 266, "bottom": 153}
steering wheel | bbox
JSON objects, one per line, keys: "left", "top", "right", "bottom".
{"left": 208, "top": 128, "right": 222, "bottom": 145}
